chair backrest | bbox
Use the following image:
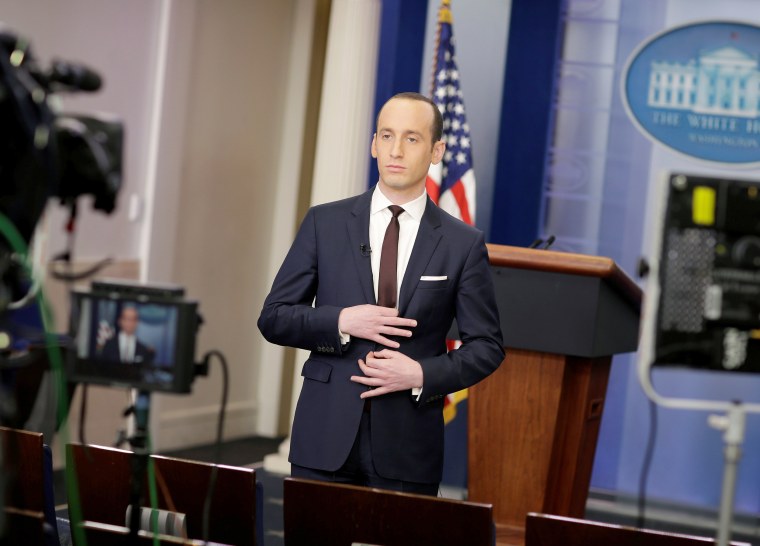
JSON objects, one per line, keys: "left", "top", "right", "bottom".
{"left": 0, "top": 507, "right": 45, "bottom": 546}
{"left": 78, "top": 521, "right": 233, "bottom": 545}
{"left": 0, "top": 426, "right": 58, "bottom": 546}
{"left": 283, "top": 477, "right": 494, "bottom": 546}
{"left": 67, "top": 443, "right": 257, "bottom": 546}
{"left": 1, "top": 426, "right": 44, "bottom": 511}
{"left": 525, "top": 513, "right": 752, "bottom": 546}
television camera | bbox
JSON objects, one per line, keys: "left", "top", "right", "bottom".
{"left": 0, "top": 24, "right": 123, "bottom": 311}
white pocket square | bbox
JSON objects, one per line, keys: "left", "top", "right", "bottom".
{"left": 420, "top": 275, "right": 447, "bottom": 281}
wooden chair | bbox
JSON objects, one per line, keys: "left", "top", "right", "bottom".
{"left": 0, "top": 426, "right": 57, "bottom": 546}
{"left": 67, "top": 443, "right": 258, "bottom": 546}
{"left": 0, "top": 507, "right": 45, "bottom": 546}
{"left": 525, "top": 513, "right": 752, "bottom": 546}
{"left": 283, "top": 477, "right": 494, "bottom": 546}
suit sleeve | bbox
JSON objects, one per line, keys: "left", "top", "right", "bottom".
{"left": 417, "top": 231, "right": 504, "bottom": 404}
{"left": 257, "top": 208, "right": 345, "bottom": 354}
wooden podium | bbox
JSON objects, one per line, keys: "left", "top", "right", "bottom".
{"left": 467, "top": 244, "right": 642, "bottom": 545}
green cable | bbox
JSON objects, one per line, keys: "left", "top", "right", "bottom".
{"left": 0, "top": 212, "right": 164, "bottom": 545}
{"left": 0, "top": 212, "right": 85, "bottom": 546}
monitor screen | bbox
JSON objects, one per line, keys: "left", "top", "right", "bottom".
{"left": 68, "top": 290, "right": 199, "bottom": 393}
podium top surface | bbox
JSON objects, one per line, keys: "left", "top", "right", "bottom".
{"left": 487, "top": 244, "right": 642, "bottom": 309}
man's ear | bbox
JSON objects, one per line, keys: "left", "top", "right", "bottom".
{"left": 431, "top": 139, "right": 446, "bottom": 165}
{"left": 370, "top": 133, "right": 378, "bottom": 158}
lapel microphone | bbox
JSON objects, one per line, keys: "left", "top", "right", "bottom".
{"left": 360, "top": 244, "right": 372, "bottom": 257}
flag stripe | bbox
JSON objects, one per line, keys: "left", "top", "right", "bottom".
{"left": 425, "top": 175, "right": 440, "bottom": 203}
{"left": 449, "top": 179, "right": 472, "bottom": 226}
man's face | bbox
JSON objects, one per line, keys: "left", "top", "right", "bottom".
{"left": 119, "top": 307, "right": 138, "bottom": 335}
{"left": 371, "top": 98, "right": 445, "bottom": 198}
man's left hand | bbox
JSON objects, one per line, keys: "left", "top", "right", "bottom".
{"left": 351, "top": 349, "right": 423, "bottom": 398}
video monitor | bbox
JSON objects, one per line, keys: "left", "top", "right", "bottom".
{"left": 68, "top": 289, "right": 199, "bottom": 393}
{"left": 649, "top": 173, "right": 760, "bottom": 373}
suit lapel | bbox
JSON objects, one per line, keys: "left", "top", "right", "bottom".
{"left": 398, "top": 198, "right": 442, "bottom": 315}
{"left": 347, "top": 189, "right": 376, "bottom": 304}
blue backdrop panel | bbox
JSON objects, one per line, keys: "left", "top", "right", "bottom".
{"left": 489, "top": 0, "right": 566, "bottom": 246}
{"left": 368, "top": 0, "right": 429, "bottom": 189}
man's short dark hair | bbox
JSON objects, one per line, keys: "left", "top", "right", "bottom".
{"left": 377, "top": 92, "right": 443, "bottom": 144}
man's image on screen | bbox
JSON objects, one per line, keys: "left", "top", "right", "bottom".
{"left": 100, "top": 305, "right": 155, "bottom": 365}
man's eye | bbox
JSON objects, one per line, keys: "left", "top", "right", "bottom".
{"left": 408, "top": 137, "right": 418, "bottom": 143}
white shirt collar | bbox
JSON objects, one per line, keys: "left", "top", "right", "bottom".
{"left": 371, "top": 185, "right": 428, "bottom": 221}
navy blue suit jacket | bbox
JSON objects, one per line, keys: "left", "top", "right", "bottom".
{"left": 101, "top": 336, "right": 154, "bottom": 365}
{"left": 258, "top": 187, "right": 504, "bottom": 484}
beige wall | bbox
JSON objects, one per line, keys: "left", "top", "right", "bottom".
{"left": 153, "top": 0, "right": 298, "bottom": 450}
{"left": 3, "top": 0, "right": 302, "bottom": 453}
{"left": 2, "top": 0, "right": 168, "bottom": 459}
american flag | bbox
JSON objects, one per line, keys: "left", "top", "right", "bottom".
{"left": 427, "top": 0, "right": 474, "bottom": 429}
{"left": 426, "top": 0, "right": 476, "bottom": 226}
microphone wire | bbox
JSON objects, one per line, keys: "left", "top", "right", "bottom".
{"left": 201, "top": 349, "right": 229, "bottom": 543}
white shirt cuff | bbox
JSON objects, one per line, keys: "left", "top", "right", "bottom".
{"left": 411, "top": 387, "right": 422, "bottom": 400}
{"left": 339, "top": 330, "right": 350, "bottom": 345}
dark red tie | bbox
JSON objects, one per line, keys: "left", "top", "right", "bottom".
{"left": 377, "top": 205, "right": 404, "bottom": 308}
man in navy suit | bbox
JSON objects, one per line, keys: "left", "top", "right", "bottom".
{"left": 258, "top": 92, "right": 503, "bottom": 495}
{"left": 101, "top": 306, "right": 154, "bottom": 365}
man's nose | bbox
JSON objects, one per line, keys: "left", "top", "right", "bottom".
{"left": 390, "top": 139, "right": 403, "bottom": 157}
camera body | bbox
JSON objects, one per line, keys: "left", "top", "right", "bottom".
{"left": 0, "top": 26, "right": 123, "bottom": 307}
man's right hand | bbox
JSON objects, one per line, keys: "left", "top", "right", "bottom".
{"left": 338, "top": 305, "right": 417, "bottom": 348}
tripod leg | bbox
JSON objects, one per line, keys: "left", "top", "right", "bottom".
{"left": 712, "top": 404, "right": 745, "bottom": 546}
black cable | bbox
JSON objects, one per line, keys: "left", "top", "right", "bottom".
{"left": 637, "top": 366, "right": 659, "bottom": 529}
{"left": 78, "top": 383, "right": 88, "bottom": 447}
{"left": 48, "top": 202, "right": 114, "bottom": 282}
{"left": 49, "top": 256, "right": 114, "bottom": 282}
{"left": 636, "top": 339, "right": 715, "bottom": 529}
{"left": 200, "top": 349, "right": 229, "bottom": 543}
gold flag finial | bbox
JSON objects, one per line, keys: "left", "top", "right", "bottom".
{"left": 438, "top": 0, "right": 453, "bottom": 24}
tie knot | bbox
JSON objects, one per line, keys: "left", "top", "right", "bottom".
{"left": 389, "top": 205, "right": 404, "bottom": 218}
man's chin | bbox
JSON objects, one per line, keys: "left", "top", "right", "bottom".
{"left": 379, "top": 178, "right": 424, "bottom": 192}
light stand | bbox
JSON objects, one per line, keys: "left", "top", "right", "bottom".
{"left": 637, "top": 172, "right": 760, "bottom": 546}
{"left": 638, "top": 352, "right": 760, "bottom": 546}
{"left": 127, "top": 390, "right": 151, "bottom": 541}
{"left": 709, "top": 403, "right": 746, "bottom": 546}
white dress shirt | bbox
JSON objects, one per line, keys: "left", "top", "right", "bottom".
{"left": 119, "top": 332, "right": 136, "bottom": 363}
{"left": 340, "top": 185, "right": 427, "bottom": 397}
{"left": 369, "top": 185, "right": 427, "bottom": 304}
